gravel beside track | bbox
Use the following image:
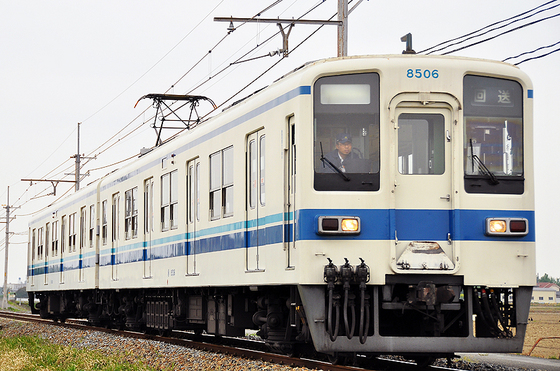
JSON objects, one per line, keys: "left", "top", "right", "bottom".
{"left": 0, "top": 319, "right": 313, "bottom": 370}
{"left": 0, "top": 317, "right": 553, "bottom": 371}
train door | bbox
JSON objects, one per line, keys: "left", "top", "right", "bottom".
{"left": 30, "top": 229, "right": 35, "bottom": 286}
{"left": 246, "top": 130, "right": 265, "bottom": 271}
{"left": 393, "top": 105, "right": 455, "bottom": 271}
{"left": 144, "top": 178, "right": 154, "bottom": 278}
{"left": 60, "top": 216, "right": 66, "bottom": 283}
{"left": 44, "top": 223, "right": 49, "bottom": 285}
{"left": 186, "top": 160, "right": 200, "bottom": 275}
{"left": 284, "top": 117, "right": 296, "bottom": 269}
{"left": 79, "top": 206, "right": 86, "bottom": 282}
{"left": 112, "top": 193, "right": 120, "bottom": 280}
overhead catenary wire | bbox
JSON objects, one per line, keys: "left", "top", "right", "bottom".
{"left": 24, "top": 0, "right": 234, "bottom": 195}
{"left": 24, "top": 0, "right": 336, "bottom": 209}
{"left": 419, "top": 0, "right": 559, "bottom": 54}
{"left": 440, "top": 12, "right": 560, "bottom": 55}
{"left": 21, "top": 0, "right": 290, "bottom": 205}
{"left": 503, "top": 40, "right": 560, "bottom": 62}
{"left": 79, "top": 0, "right": 290, "bottom": 166}
{"left": 514, "top": 46, "right": 560, "bottom": 65}
{"left": 159, "top": 1, "right": 337, "bottom": 141}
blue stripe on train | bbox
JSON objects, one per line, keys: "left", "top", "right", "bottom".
{"left": 30, "top": 208, "right": 534, "bottom": 275}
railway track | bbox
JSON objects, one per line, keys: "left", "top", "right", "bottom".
{"left": 0, "top": 311, "right": 463, "bottom": 371}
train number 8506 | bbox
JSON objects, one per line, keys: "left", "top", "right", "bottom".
{"left": 407, "top": 69, "right": 439, "bottom": 79}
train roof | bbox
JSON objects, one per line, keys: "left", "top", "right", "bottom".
{"left": 29, "top": 53, "right": 530, "bottom": 227}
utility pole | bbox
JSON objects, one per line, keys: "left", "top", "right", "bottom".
{"left": 25, "top": 122, "right": 97, "bottom": 194}
{"left": 74, "top": 122, "right": 81, "bottom": 191}
{"left": 70, "top": 122, "right": 95, "bottom": 191}
{"left": 215, "top": 0, "right": 365, "bottom": 58}
{"left": 2, "top": 187, "right": 11, "bottom": 309}
{"left": 337, "top": 0, "right": 348, "bottom": 57}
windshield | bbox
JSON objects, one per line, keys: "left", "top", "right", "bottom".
{"left": 313, "top": 73, "right": 380, "bottom": 191}
{"left": 463, "top": 75, "right": 524, "bottom": 194}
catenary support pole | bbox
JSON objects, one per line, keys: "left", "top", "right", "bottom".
{"left": 2, "top": 187, "right": 10, "bottom": 309}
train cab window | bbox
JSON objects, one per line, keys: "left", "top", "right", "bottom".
{"left": 210, "top": 146, "right": 234, "bottom": 219}
{"left": 463, "top": 75, "right": 524, "bottom": 194}
{"left": 313, "top": 73, "right": 380, "bottom": 191}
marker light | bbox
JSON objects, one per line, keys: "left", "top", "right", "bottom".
{"left": 318, "top": 216, "right": 361, "bottom": 235}
{"left": 485, "top": 218, "right": 529, "bottom": 236}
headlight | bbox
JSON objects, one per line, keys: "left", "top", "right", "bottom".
{"left": 486, "top": 218, "right": 528, "bottom": 236}
{"left": 318, "top": 216, "right": 361, "bottom": 235}
{"left": 341, "top": 218, "right": 359, "bottom": 232}
{"left": 488, "top": 220, "right": 507, "bottom": 233}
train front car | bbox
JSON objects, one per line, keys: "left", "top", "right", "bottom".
{"left": 296, "top": 55, "right": 535, "bottom": 361}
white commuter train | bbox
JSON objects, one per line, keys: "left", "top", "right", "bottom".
{"left": 27, "top": 54, "right": 535, "bottom": 363}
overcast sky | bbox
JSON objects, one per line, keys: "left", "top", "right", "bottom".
{"left": 1, "top": 0, "right": 559, "bottom": 283}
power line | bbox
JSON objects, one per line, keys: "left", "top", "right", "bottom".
{"left": 80, "top": 0, "right": 228, "bottom": 126}
{"left": 22, "top": 1, "right": 290, "bottom": 205}
{"left": 441, "top": 12, "right": 560, "bottom": 55}
{"left": 503, "top": 40, "right": 560, "bottom": 62}
{"left": 419, "top": 0, "right": 559, "bottom": 54}
{"left": 514, "top": 46, "right": 560, "bottom": 65}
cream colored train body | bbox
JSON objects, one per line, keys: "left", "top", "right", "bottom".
{"left": 28, "top": 55, "right": 535, "bottom": 361}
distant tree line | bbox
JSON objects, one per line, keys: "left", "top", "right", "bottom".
{"left": 538, "top": 273, "right": 560, "bottom": 286}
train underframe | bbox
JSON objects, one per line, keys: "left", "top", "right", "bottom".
{"left": 29, "top": 275, "right": 532, "bottom": 364}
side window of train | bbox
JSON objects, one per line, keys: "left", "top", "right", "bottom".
{"left": 31, "top": 228, "right": 36, "bottom": 261}
{"left": 80, "top": 207, "right": 87, "bottom": 250}
{"left": 45, "top": 223, "right": 50, "bottom": 258}
{"left": 161, "top": 170, "right": 178, "bottom": 231}
{"left": 125, "top": 187, "right": 138, "bottom": 239}
{"left": 89, "top": 204, "right": 95, "bottom": 248}
{"left": 187, "top": 161, "right": 200, "bottom": 223}
{"left": 37, "top": 227, "right": 43, "bottom": 260}
{"left": 210, "top": 146, "right": 234, "bottom": 220}
{"left": 313, "top": 72, "right": 380, "bottom": 191}
{"left": 52, "top": 220, "right": 58, "bottom": 256}
{"left": 249, "top": 136, "right": 266, "bottom": 208}
{"left": 102, "top": 200, "right": 108, "bottom": 245}
{"left": 260, "top": 135, "right": 265, "bottom": 206}
{"left": 463, "top": 75, "right": 524, "bottom": 194}
{"left": 61, "top": 215, "right": 67, "bottom": 253}
{"left": 69, "top": 213, "right": 77, "bottom": 252}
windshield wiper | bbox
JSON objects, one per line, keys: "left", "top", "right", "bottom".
{"left": 320, "top": 142, "right": 350, "bottom": 181}
{"left": 470, "top": 139, "right": 499, "bottom": 185}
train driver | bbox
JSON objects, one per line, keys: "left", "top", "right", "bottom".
{"left": 321, "top": 132, "right": 366, "bottom": 173}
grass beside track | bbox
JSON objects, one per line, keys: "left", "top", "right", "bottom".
{"left": 0, "top": 336, "right": 158, "bottom": 371}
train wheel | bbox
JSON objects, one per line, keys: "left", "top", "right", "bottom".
{"left": 413, "top": 356, "right": 435, "bottom": 368}
{"left": 327, "top": 353, "right": 340, "bottom": 365}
